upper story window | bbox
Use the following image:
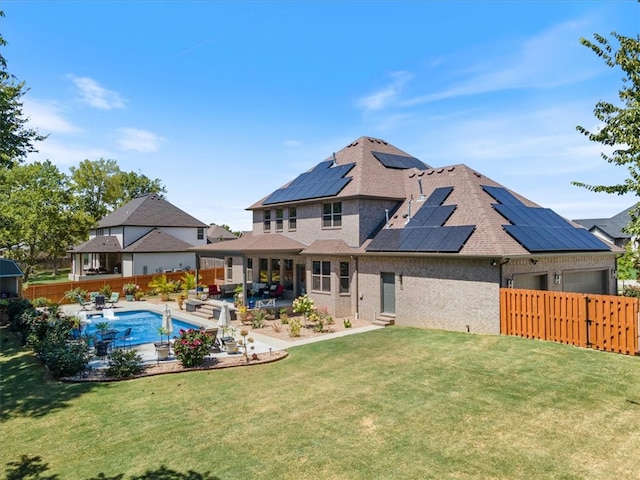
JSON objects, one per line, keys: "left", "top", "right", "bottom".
{"left": 323, "top": 202, "right": 342, "bottom": 228}
{"left": 288, "top": 207, "right": 297, "bottom": 231}
{"left": 96, "top": 228, "right": 104, "bottom": 236}
{"left": 263, "top": 210, "right": 271, "bottom": 232}
{"left": 275, "top": 208, "right": 284, "bottom": 232}
{"left": 197, "top": 227, "right": 204, "bottom": 240}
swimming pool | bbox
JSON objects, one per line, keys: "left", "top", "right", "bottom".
{"left": 83, "top": 310, "right": 204, "bottom": 346}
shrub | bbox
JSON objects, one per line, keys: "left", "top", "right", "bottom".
{"left": 292, "top": 294, "right": 314, "bottom": 316}
{"left": 106, "top": 349, "right": 145, "bottom": 378}
{"left": 99, "top": 284, "right": 112, "bottom": 296}
{"left": 343, "top": 318, "right": 352, "bottom": 328}
{"left": 251, "top": 310, "right": 266, "bottom": 329}
{"left": 42, "top": 340, "right": 90, "bottom": 378}
{"left": 173, "top": 328, "right": 214, "bottom": 367}
{"left": 622, "top": 285, "right": 640, "bottom": 298}
{"left": 288, "top": 317, "right": 302, "bottom": 337}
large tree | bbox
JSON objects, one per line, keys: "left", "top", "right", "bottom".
{"left": 573, "top": 32, "right": 640, "bottom": 230}
{"left": 0, "top": 11, "right": 47, "bottom": 168}
{"left": 69, "top": 158, "right": 166, "bottom": 221}
{"left": 0, "top": 161, "right": 93, "bottom": 281}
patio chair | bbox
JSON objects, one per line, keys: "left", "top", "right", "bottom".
{"left": 94, "top": 295, "right": 106, "bottom": 310}
{"left": 102, "top": 308, "right": 119, "bottom": 320}
{"left": 208, "top": 284, "right": 221, "bottom": 299}
{"left": 107, "top": 292, "right": 120, "bottom": 307}
{"left": 77, "top": 295, "right": 91, "bottom": 311}
{"left": 269, "top": 284, "right": 285, "bottom": 299}
{"left": 116, "top": 327, "right": 132, "bottom": 349}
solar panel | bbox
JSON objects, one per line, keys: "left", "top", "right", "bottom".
{"left": 372, "top": 151, "right": 429, "bottom": 170}
{"left": 264, "top": 161, "right": 355, "bottom": 205}
{"left": 482, "top": 186, "right": 524, "bottom": 206}
{"left": 398, "top": 229, "right": 428, "bottom": 251}
{"left": 424, "top": 186, "right": 453, "bottom": 206}
{"left": 504, "top": 226, "right": 610, "bottom": 252}
{"left": 367, "top": 228, "right": 403, "bottom": 251}
{"left": 415, "top": 227, "right": 451, "bottom": 251}
{"left": 494, "top": 205, "right": 569, "bottom": 227}
{"left": 408, "top": 205, "right": 455, "bottom": 227}
{"left": 437, "top": 226, "right": 475, "bottom": 252}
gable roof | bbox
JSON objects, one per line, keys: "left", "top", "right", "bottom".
{"left": 123, "top": 229, "right": 196, "bottom": 253}
{"left": 207, "top": 224, "right": 238, "bottom": 242}
{"left": 70, "top": 235, "right": 123, "bottom": 253}
{"left": 98, "top": 194, "right": 208, "bottom": 229}
{"left": 573, "top": 206, "right": 634, "bottom": 242}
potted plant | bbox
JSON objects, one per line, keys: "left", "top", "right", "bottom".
{"left": 155, "top": 326, "right": 170, "bottom": 360}
{"left": 222, "top": 326, "right": 238, "bottom": 353}
{"left": 123, "top": 283, "right": 138, "bottom": 301}
{"left": 148, "top": 274, "right": 175, "bottom": 301}
{"left": 233, "top": 285, "right": 244, "bottom": 307}
{"left": 177, "top": 294, "right": 186, "bottom": 310}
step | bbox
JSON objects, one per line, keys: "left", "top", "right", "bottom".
{"left": 373, "top": 314, "right": 395, "bottom": 326}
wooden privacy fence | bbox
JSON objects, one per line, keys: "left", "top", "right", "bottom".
{"left": 24, "top": 268, "right": 224, "bottom": 304}
{"left": 500, "top": 288, "right": 639, "bottom": 356}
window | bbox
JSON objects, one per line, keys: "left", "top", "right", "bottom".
{"left": 247, "top": 258, "right": 253, "bottom": 283}
{"left": 226, "top": 257, "right": 233, "bottom": 281}
{"left": 288, "top": 207, "right": 297, "bottom": 231}
{"left": 312, "top": 260, "right": 331, "bottom": 292}
{"left": 323, "top": 202, "right": 342, "bottom": 228}
{"left": 275, "top": 208, "right": 284, "bottom": 232}
{"left": 263, "top": 210, "right": 271, "bottom": 232}
{"left": 271, "top": 258, "right": 281, "bottom": 284}
{"left": 197, "top": 227, "right": 204, "bottom": 240}
{"left": 339, "top": 262, "right": 350, "bottom": 294}
{"left": 259, "top": 258, "right": 269, "bottom": 283}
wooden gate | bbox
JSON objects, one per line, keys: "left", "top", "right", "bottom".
{"left": 500, "top": 288, "right": 639, "bottom": 355}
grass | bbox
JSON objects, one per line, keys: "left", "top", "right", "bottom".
{"left": 2, "top": 325, "right": 640, "bottom": 479}
{"left": 25, "top": 268, "right": 71, "bottom": 285}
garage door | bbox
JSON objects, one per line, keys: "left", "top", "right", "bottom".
{"left": 513, "top": 274, "right": 548, "bottom": 290}
{"left": 563, "top": 270, "right": 607, "bottom": 294}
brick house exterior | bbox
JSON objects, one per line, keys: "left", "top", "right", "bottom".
{"left": 193, "top": 137, "right": 619, "bottom": 334}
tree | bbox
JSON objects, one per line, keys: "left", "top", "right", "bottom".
{"left": 573, "top": 32, "right": 640, "bottom": 234}
{"left": 0, "top": 10, "right": 47, "bottom": 168}
{"left": 0, "top": 161, "right": 93, "bottom": 281}
{"left": 69, "top": 158, "right": 166, "bottom": 221}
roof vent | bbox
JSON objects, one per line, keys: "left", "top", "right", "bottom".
{"left": 418, "top": 178, "right": 426, "bottom": 202}
{"left": 385, "top": 209, "right": 390, "bottom": 229}
{"left": 331, "top": 152, "right": 338, "bottom": 167}
{"left": 405, "top": 200, "right": 413, "bottom": 224}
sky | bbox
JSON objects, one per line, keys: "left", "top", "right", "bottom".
{"left": 2, "top": 1, "right": 639, "bottom": 232}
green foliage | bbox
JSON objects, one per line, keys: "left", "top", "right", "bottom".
{"left": 251, "top": 310, "right": 266, "bottom": 329}
{"left": 173, "top": 328, "right": 214, "bottom": 367}
{"left": 6, "top": 298, "right": 35, "bottom": 342}
{"left": 148, "top": 274, "right": 176, "bottom": 295}
{"left": 98, "top": 284, "right": 112, "bottom": 296}
{"left": 179, "top": 272, "right": 201, "bottom": 293}
{"left": 106, "top": 348, "right": 146, "bottom": 378}
{"left": 617, "top": 242, "right": 638, "bottom": 280}
{"left": 622, "top": 284, "right": 640, "bottom": 298}
{"left": 573, "top": 32, "right": 640, "bottom": 235}
{"left": 41, "top": 340, "right": 90, "bottom": 379}
{"left": 343, "top": 318, "right": 352, "bottom": 328}
{"left": 292, "top": 294, "right": 314, "bottom": 316}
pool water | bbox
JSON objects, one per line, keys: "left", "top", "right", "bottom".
{"left": 83, "top": 310, "right": 203, "bottom": 346}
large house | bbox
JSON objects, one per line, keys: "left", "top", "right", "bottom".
{"left": 69, "top": 194, "right": 208, "bottom": 280}
{"left": 192, "top": 137, "right": 619, "bottom": 334}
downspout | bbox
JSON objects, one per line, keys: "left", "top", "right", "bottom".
{"left": 353, "top": 256, "right": 359, "bottom": 320}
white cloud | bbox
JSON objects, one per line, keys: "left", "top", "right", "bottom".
{"left": 357, "top": 71, "right": 414, "bottom": 112}
{"left": 23, "top": 98, "right": 80, "bottom": 134}
{"left": 68, "top": 75, "right": 126, "bottom": 110}
{"left": 116, "top": 128, "right": 164, "bottom": 153}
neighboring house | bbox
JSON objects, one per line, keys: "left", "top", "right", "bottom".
{"left": 0, "top": 259, "right": 23, "bottom": 298}
{"left": 69, "top": 194, "right": 208, "bottom": 281}
{"left": 192, "top": 136, "right": 619, "bottom": 334}
{"left": 207, "top": 224, "right": 239, "bottom": 243}
{"left": 573, "top": 206, "right": 635, "bottom": 248}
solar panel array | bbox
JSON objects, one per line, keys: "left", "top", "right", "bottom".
{"left": 263, "top": 160, "right": 355, "bottom": 205}
{"left": 367, "top": 186, "right": 476, "bottom": 253}
{"left": 483, "top": 185, "right": 610, "bottom": 252}
{"left": 372, "top": 151, "right": 429, "bottom": 170}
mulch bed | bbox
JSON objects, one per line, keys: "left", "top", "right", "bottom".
{"left": 61, "top": 350, "right": 288, "bottom": 383}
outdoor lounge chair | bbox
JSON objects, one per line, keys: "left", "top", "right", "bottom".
{"left": 102, "top": 308, "right": 119, "bottom": 320}
{"left": 77, "top": 295, "right": 91, "bottom": 311}
{"left": 115, "top": 327, "right": 132, "bottom": 349}
{"left": 208, "top": 284, "right": 221, "bottom": 299}
{"left": 107, "top": 292, "right": 120, "bottom": 307}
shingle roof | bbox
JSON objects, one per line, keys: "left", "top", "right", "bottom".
{"left": 207, "top": 224, "right": 238, "bottom": 242}
{"left": 69, "top": 236, "right": 123, "bottom": 254}
{"left": 123, "top": 229, "right": 196, "bottom": 253}
{"left": 573, "top": 206, "right": 634, "bottom": 241}
{"left": 191, "top": 232, "right": 305, "bottom": 255}
{"left": 98, "top": 194, "right": 208, "bottom": 228}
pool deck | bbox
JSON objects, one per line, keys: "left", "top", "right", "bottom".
{"left": 61, "top": 299, "right": 381, "bottom": 369}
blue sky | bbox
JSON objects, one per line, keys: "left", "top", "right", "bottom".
{"left": 3, "top": 1, "right": 639, "bottom": 231}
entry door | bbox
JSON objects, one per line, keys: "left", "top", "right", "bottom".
{"left": 296, "top": 264, "right": 306, "bottom": 296}
{"left": 381, "top": 272, "right": 396, "bottom": 314}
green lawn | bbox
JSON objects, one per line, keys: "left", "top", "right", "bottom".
{"left": 2, "top": 326, "right": 640, "bottom": 479}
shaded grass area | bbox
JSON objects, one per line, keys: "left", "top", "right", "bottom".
{"left": 2, "top": 326, "right": 640, "bottom": 479}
